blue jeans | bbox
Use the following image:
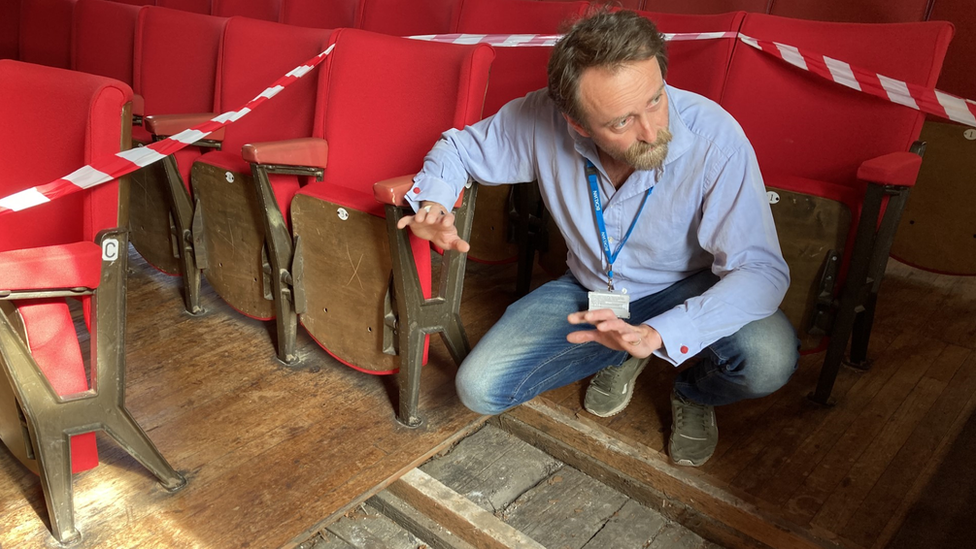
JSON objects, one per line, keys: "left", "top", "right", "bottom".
{"left": 456, "top": 270, "right": 800, "bottom": 414}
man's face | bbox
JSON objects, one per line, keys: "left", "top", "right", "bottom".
{"left": 568, "top": 57, "right": 672, "bottom": 171}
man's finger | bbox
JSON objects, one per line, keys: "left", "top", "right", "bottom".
{"left": 396, "top": 215, "right": 414, "bottom": 230}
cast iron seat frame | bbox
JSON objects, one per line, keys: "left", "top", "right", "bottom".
{"left": 0, "top": 230, "right": 186, "bottom": 544}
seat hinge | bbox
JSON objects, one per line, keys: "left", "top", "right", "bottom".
{"left": 810, "top": 250, "right": 841, "bottom": 336}
{"left": 291, "top": 235, "right": 306, "bottom": 315}
{"left": 191, "top": 198, "right": 208, "bottom": 269}
{"left": 382, "top": 274, "right": 399, "bottom": 356}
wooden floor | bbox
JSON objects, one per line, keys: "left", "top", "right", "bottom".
{"left": 1, "top": 245, "right": 973, "bottom": 548}
{"left": 522, "top": 258, "right": 976, "bottom": 549}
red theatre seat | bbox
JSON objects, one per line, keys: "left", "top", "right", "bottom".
{"left": 280, "top": 0, "right": 358, "bottom": 28}
{"left": 358, "top": 0, "right": 459, "bottom": 35}
{"left": 186, "top": 17, "right": 333, "bottom": 324}
{"left": 130, "top": 6, "right": 227, "bottom": 308}
{"left": 72, "top": 0, "right": 146, "bottom": 86}
{"left": 718, "top": 14, "right": 953, "bottom": 402}
{"left": 0, "top": 59, "right": 184, "bottom": 545}
{"left": 212, "top": 0, "right": 281, "bottom": 20}
{"left": 156, "top": 0, "right": 213, "bottom": 13}
{"left": 19, "top": 0, "right": 77, "bottom": 68}
{"left": 767, "top": 0, "right": 929, "bottom": 23}
{"left": 237, "top": 29, "right": 492, "bottom": 426}
{"left": 638, "top": 0, "right": 770, "bottom": 14}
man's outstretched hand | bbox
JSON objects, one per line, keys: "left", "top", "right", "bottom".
{"left": 396, "top": 202, "right": 470, "bottom": 253}
{"left": 567, "top": 308, "right": 662, "bottom": 359}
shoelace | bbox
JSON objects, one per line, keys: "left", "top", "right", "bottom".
{"left": 674, "top": 395, "right": 711, "bottom": 439}
{"left": 591, "top": 366, "right": 623, "bottom": 394}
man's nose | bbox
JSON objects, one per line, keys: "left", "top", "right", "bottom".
{"left": 637, "top": 115, "right": 658, "bottom": 143}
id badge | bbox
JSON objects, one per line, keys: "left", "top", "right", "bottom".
{"left": 588, "top": 289, "right": 630, "bottom": 319}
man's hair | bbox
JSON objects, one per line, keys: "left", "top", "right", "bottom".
{"left": 547, "top": 10, "right": 668, "bottom": 126}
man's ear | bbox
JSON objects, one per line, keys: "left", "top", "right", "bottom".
{"left": 562, "top": 113, "right": 591, "bottom": 138}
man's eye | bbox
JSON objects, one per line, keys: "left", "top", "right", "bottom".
{"left": 613, "top": 118, "right": 630, "bottom": 129}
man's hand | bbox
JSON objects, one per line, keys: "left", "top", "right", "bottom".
{"left": 567, "top": 309, "right": 662, "bottom": 359}
{"left": 396, "top": 201, "right": 470, "bottom": 253}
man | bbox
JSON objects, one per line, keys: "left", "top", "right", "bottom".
{"left": 399, "top": 10, "right": 799, "bottom": 467}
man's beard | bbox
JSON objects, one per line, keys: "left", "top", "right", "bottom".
{"left": 609, "top": 126, "right": 673, "bottom": 171}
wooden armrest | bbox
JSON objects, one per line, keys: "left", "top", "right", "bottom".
{"left": 144, "top": 113, "right": 224, "bottom": 141}
{"left": 241, "top": 138, "right": 328, "bottom": 169}
{"left": 857, "top": 151, "right": 923, "bottom": 187}
{"left": 373, "top": 175, "right": 416, "bottom": 207}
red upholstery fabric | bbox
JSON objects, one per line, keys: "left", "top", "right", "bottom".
{"left": 930, "top": 0, "right": 976, "bottom": 101}
{"left": 279, "top": 0, "right": 358, "bottom": 29}
{"left": 0, "top": 0, "right": 20, "bottom": 59}
{"left": 155, "top": 0, "right": 212, "bottom": 13}
{"left": 16, "top": 300, "right": 98, "bottom": 473}
{"left": 212, "top": 0, "right": 281, "bottom": 21}
{"left": 297, "top": 28, "right": 492, "bottom": 370}
{"left": 0, "top": 243, "right": 103, "bottom": 292}
{"left": 636, "top": 10, "right": 744, "bottom": 102}
{"left": 768, "top": 0, "right": 929, "bottom": 23}
{"left": 0, "top": 61, "right": 130, "bottom": 251}
{"left": 452, "top": 0, "right": 588, "bottom": 116}
{"left": 637, "top": 0, "right": 770, "bottom": 15}
{"left": 20, "top": 0, "right": 78, "bottom": 68}
{"left": 211, "top": 17, "right": 332, "bottom": 155}
{"left": 720, "top": 14, "right": 953, "bottom": 189}
{"left": 72, "top": 0, "right": 145, "bottom": 85}
{"left": 357, "top": 0, "right": 458, "bottom": 35}
{"left": 134, "top": 6, "right": 226, "bottom": 116}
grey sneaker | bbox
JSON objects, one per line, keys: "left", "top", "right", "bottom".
{"left": 584, "top": 356, "right": 649, "bottom": 418}
{"left": 669, "top": 390, "right": 718, "bottom": 467}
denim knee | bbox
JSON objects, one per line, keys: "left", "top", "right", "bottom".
{"left": 455, "top": 361, "right": 510, "bottom": 415}
{"left": 735, "top": 311, "right": 800, "bottom": 398}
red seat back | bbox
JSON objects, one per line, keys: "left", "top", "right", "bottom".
{"left": 214, "top": 17, "right": 333, "bottom": 155}
{"left": 314, "top": 28, "right": 492, "bottom": 197}
{"left": 357, "top": 0, "right": 458, "bottom": 36}
{"left": 635, "top": 10, "right": 744, "bottom": 102}
{"left": 20, "top": 0, "right": 78, "bottom": 68}
{"left": 768, "top": 0, "right": 929, "bottom": 23}
{"left": 0, "top": 60, "right": 130, "bottom": 251}
{"left": 212, "top": 0, "right": 281, "bottom": 20}
{"left": 72, "top": 0, "right": 146, "bottom": 85}
{"left": 637, "top": 0, "right": 769, "bottom": 14}
{"left": 134, "top": 6, "right": 227, "bottom": 116}
{"left": 720, "top": 14, "right": 952, "bottom": 188}
{"left": 0, "top": 0, "right": 19, "bottom": 59}
{"left": 453, "top": 0, "right": 587, "bottom": 117}
{"left": 156, "top": 0, "right": 213, "bottom": 13}
{"left": 279, "top": 0, "right": 358, "bottom": 28}
{"left": 930, "top": 0, "right": 975, "bottom": 101}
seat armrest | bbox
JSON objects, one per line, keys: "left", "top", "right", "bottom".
{"left": 241, "top": 138, "right": 328, "bottom": 169}
{"left": 0, "top": 242, "right": 102, "bottom": 293}
{"left": 143, "top": 113, "right": 224, "bottom": 142}
{"left": 857, "top": 152, "right": 923, "bottom": 187}
{"left": 373, "top": 175, "right": 416, "bottom": 207}
{"left": 373, "top": 175, "right": 467, "bottom": 210}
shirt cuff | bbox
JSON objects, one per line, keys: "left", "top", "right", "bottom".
{"left": 404, "top": 173, "right": 460, "bottom": 214}
{"left": 647, "top": 307, "right": 703, "bottom": 367}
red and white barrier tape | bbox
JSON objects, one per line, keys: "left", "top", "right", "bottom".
{"left": 2, "top": 31, "right": 973, "bottom": 217}
{"left": 0, "top": 44, "right": 333, "bottom": 214}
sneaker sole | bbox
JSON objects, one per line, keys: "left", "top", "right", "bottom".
{"left": 584, "top": 360, "right": 648, "bottom": 418}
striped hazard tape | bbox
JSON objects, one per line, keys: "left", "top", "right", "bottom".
{"left": 1, "top": 31, "right": 973, "bottom": 217}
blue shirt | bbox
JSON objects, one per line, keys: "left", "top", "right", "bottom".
{"left": 408, "top": 85, "right": 789, "bottom": 366}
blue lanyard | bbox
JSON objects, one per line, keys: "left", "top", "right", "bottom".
{"left": 585, "top": 158, "right": 653, "bottom": 290}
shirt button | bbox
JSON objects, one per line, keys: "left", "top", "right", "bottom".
{"left": 412, "top": 187, "right": 421, "bottom": 194}
{"left": 680, "top": 345, "right": 689, "bottom": 354}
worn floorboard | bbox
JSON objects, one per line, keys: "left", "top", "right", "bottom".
{"left": 2, "top": 243, "right": 973, "bottom": 549}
